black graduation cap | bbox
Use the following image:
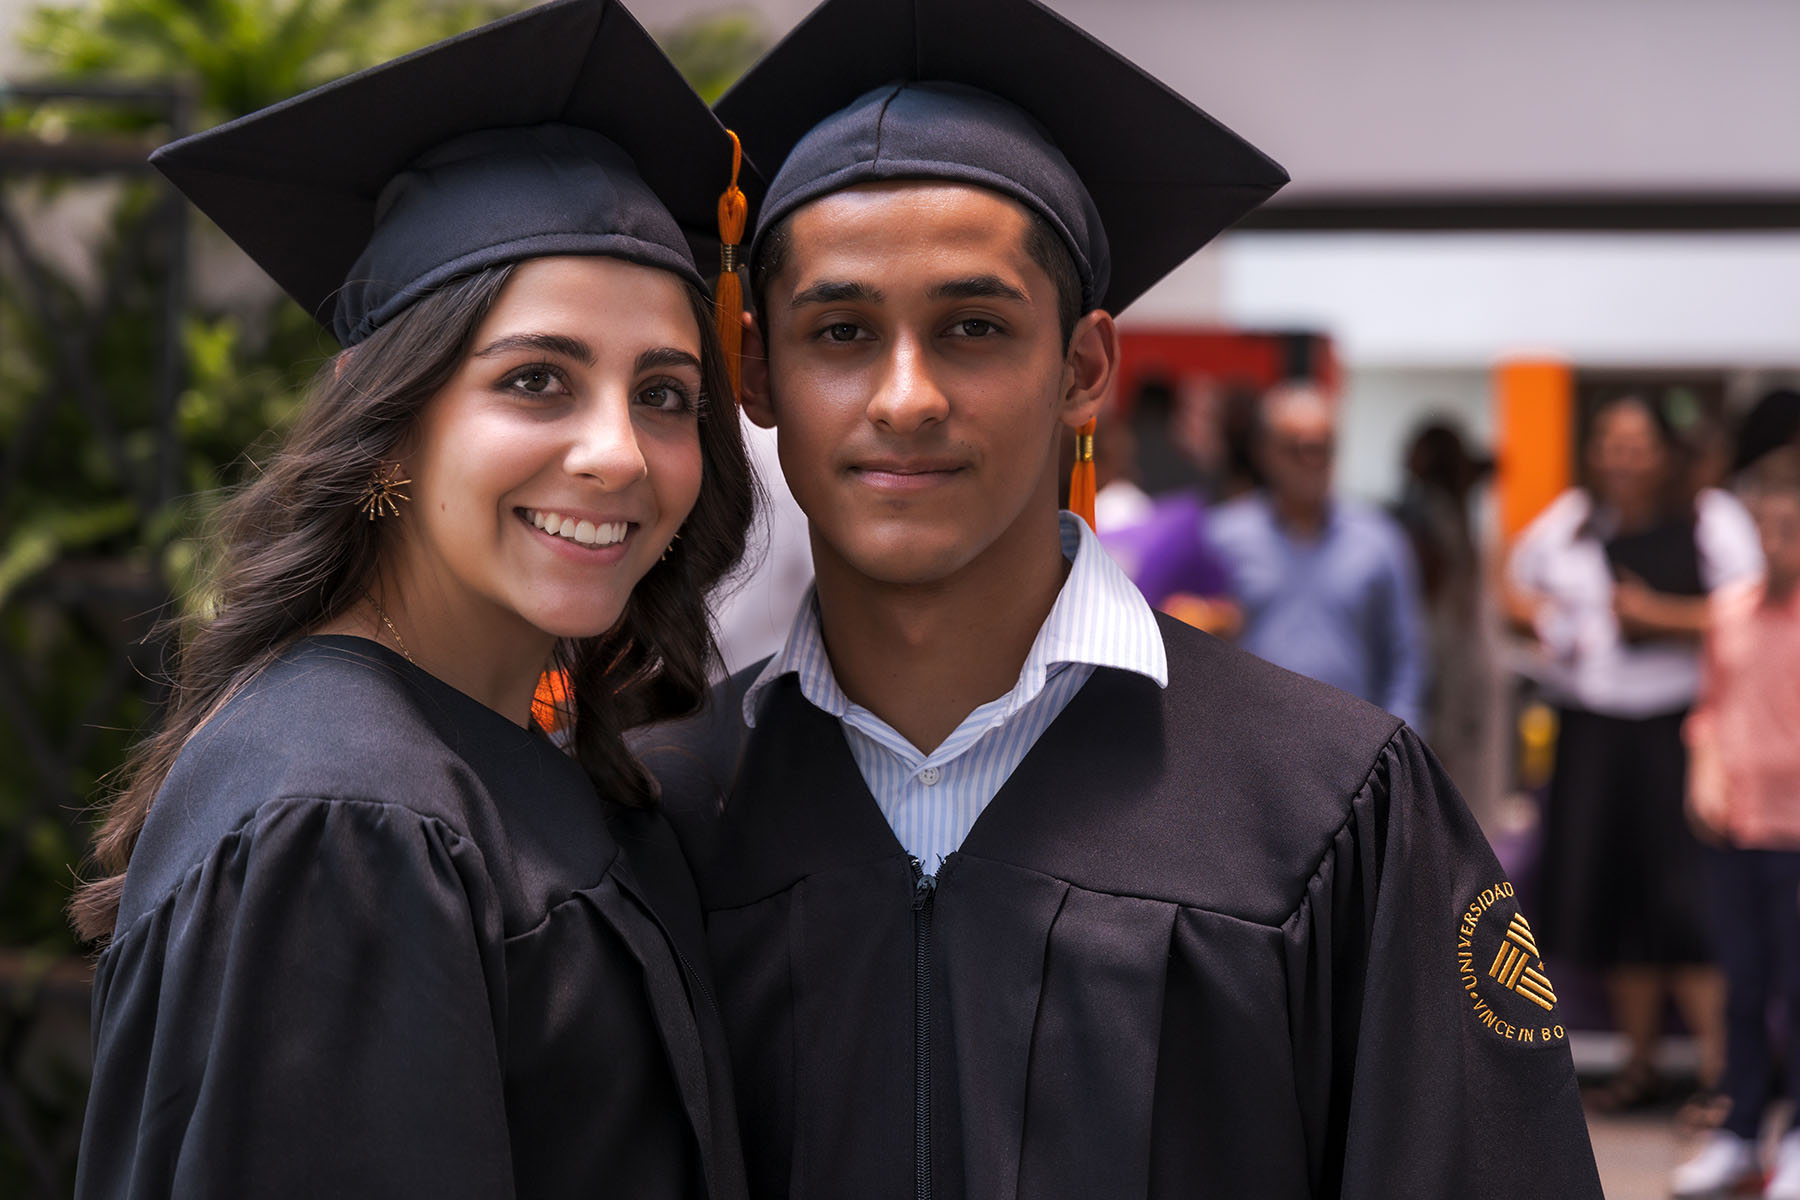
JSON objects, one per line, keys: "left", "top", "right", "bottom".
{"left": 716, "top": 0, "right": 1288, "bottom": 314}
{"left": 151, "top": 0, "right": 752, "bottom": 346}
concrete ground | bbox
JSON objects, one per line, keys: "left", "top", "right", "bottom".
{"left": 1590, "top": 1103, "right": 1695, "bottom": 1200}
{"left": 1589, "top": 1095, "right": 1791, "bottom": 1198}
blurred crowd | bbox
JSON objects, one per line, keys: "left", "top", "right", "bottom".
{"left": 1092, "top": 379, "right": 1800, "bottom": 1198}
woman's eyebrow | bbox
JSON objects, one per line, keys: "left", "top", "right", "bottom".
{"left": 635, "top": 346, "right": 703, "bottom": 374}
{"left": 472, "top": 332, "right": 596, "bottom": 365}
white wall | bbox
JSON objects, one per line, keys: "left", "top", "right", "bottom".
{"left": 1041, "top": 0, "right": 1800, "bottom": 197}
{"left": 1334, "top": 365, "right": 1492, "bottom": 505}
{"left": 1208, "top": 231, "right": 1800, "bottom": 368}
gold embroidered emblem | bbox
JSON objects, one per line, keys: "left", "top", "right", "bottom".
{"left": 1488, "top": 914, "right": 1558, "bottom": 1011}
{"left": 1456, "top": 882, "right": 1566, "bottom": 1045}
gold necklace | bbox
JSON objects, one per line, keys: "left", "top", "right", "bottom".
{"left": 364, "top": 592, "right": 415, "bottom": 664}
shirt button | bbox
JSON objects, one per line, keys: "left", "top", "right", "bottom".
{"left": 918, "top": 766, "right": 942, "bottom": 786}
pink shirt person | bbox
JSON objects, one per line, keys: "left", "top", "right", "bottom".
{"left": 1688, "top": 527, "right": 1800, "bottom": 847}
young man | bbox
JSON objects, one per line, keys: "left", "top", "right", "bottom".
{"left": 641, "top": 1, "right": 1603, "bottom": 1195}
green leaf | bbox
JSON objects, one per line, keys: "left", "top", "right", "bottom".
{"left": 0, "top": 503, "right": 139, "bottom": 602}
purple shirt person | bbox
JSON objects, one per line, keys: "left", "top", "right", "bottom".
{"left": 1099, "top": 489, "right": 1232, "bottom": 602}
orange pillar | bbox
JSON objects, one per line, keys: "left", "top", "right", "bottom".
{"left": 1495, "top": 359, "right": 1574, "bottom": 541}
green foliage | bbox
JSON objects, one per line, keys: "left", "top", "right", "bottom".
{"left": 659, "top": 9, "right": 769, "bottom": 105}
{"left": 0, "top": 178, "right": 263, "bottom": 954}
{"left": 18, "top": 0, "right": 521, "bottom": 128}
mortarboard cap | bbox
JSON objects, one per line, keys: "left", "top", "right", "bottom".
{"left": 717, "top": 0, "right": 1288, "bottom": 315}
{"left": 151, "top": 0, "right": 754, "bottom": 346}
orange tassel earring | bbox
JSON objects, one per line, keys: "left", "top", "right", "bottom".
{"left": 1068, "top": 417, "right": 1098, "bottom": 530}
{"left": 715, "top": 130, "right": 749, "bottom": 405}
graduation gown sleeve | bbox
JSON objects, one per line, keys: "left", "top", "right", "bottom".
{"left": 1285, "top": 728, "right": 1602, "bottom": 1198}
{"left": 78, "top": 795, "right": 514, "bottom": 1199}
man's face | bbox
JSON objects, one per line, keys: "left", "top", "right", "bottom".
{"left": 1259, "top": 393, "right": 1336, "bottom": 512}
{"left": 749, "top": 182, "right": 1097, "bottom": 589}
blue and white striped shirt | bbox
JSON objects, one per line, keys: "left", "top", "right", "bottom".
{"left": 744, "top": 512, "right": 1169, "bottom": 872}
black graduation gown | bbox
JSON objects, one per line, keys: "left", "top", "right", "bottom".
{"left": 77, "top": 636, "right": 746, "bottom": 1200}
{"left": 639, "top": 614, "right": 1602, "bottom": 1199}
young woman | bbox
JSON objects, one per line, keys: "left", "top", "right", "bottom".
{"left": 1505, "top": 394, "right": 1762, "bottom": 1117}
{"left": 72, "top": 3, "right": 753, "bottom": 1196}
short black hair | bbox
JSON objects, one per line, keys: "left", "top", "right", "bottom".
{"left": 1023, "top": 210, "right": 1083, "bottom": 348}
{"left": 749, "top": 195, "right": 1085, "bottom": 347}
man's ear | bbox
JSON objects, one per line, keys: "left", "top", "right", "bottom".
{"left": 739, "top": 310, "right": 777, "bottom": 429}
{"left": 1058, "top": 309, "right": 1118, "bottom": 430}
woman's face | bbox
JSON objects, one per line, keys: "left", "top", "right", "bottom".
{"left": 388, "top": 255, "right": 705, "bottom": 652}
{"left": 1586, "top": 402, "right": 1667, "bottom": 511}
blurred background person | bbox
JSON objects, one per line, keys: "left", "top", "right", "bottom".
{"left": 1504, "top": 393, "right": 1763, "bottom": 1113}
{"left": 1210, "top": 382, "right": 1425, "bottom": 728}
{"left": 1093, "top": 393, "right": 1241, "bottom": 637}
{"left": 1685, "top": 409, "right": 1736, "bottom": 499}
{"left": 1213, "top": 383, "right": 1266, "bottom": 504}
{"left": 1392, "top": 419, "right": 1505, "bottom": 824}
{"left": 1672, "top": 448, "right": 1800, "bottom": 1198}
{"left": 1124, "top": 373, "right": 1212, "bottom": 496}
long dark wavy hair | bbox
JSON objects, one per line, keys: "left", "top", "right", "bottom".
{"left": 70, "top": 262, "right": 753, "bottom": 942}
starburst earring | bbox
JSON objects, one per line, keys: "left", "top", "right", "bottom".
{"left": 359, "top": 462, "right": 412, "bottom": 520}
{"left": 661, "top": 530, "right": 683, "bottom": 562}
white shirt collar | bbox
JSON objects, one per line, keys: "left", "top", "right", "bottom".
{"left": 745, "top": 511, "right": 1168, "bottom": 728}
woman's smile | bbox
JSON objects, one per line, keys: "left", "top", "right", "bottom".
{"left": 521, "top": 507, "right": 633, "bottom": 549}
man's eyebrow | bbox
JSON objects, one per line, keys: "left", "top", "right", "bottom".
{"left": 789, "top": 280, "right": 884, "bottom": 309}
{"left": 928, "top": 275, "right": 1030, "bottom": 305}
{"left": 635, "top": 346, "right": 703, "bottom": 374}
{"left": 472, "top": 332, "right": 596, "bottom": 365}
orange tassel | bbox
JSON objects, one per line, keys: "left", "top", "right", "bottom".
{"left": 715, "top": 130, "right": 748, "bottom": 405}
{"left": 532, "top": 669, "right": 572, "bottom": 732}
{"left": 1069, "top": 417, "right": 1098, "bottom": 530}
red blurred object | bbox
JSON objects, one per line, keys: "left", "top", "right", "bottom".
{"left": 1112, "top": 327, "right": 1337, "bottom": 411}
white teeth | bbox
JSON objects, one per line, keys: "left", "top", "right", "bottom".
{"left": 528, "top": 510, "right": 628, "bottom": 547}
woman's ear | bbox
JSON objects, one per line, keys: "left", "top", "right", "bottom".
{"left": 1058, "top": 309, "right": 1118, "bottom": 430}
{"left": 739, "top": 311, "right": 777, "bottom": 429}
